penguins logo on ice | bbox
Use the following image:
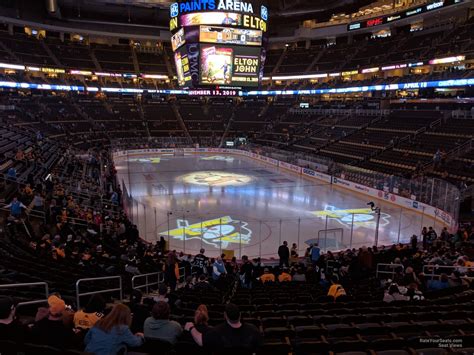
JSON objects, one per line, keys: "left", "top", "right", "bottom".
{"left": 312, "top": 205, "right": 391, "bottom": 228}
{"left": 159, "top": 216, "right": 252, "bottom": 248}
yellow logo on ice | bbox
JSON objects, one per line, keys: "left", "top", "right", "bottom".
{"left": 181, "top": 171, "right": 252, "bottom": 187}
{"left": 159, "top": 215, "right": 252, "bottom": 248}
{"left": 311, "top": 206, "right": 391, "bottom": 227}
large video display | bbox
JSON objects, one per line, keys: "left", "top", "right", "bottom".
{"left": 170, "top": 0, "right": 268, "bottom": 89}
{"left": 200, "top": 45, "right": 260, "bottom": 85}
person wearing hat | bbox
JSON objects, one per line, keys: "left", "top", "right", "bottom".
{"left": 259, "top": 268, "right": 275, "bottom": 283}
{"left": 0, "top": 296, "right": 27, "bottom": 343}
{"left": 31, "top": 295, "right": 75, "bottom": 349}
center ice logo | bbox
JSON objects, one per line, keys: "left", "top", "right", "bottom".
{"left": 312, "top": 205, "right": 391, "bottom": 228}
{"left": 159, "top": 216, "right": 252, "bottom": 248}
{"left": 181, "top": 171, "right": 252, "bottom": 187}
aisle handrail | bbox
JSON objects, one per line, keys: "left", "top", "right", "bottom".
{"left": 422, "top": 265, "right": 474, "bottom": 280}
{"left": 76, "top": 276, "right": 122, "bottom": 309}
{"left": 131, "top": 271, "right": 164, "bottom": 294}
{"left": 0, "top": 282, "right": 49, "bottom": 307}
{"left": 376, "top": 263, "right": 404, "bottom": 279}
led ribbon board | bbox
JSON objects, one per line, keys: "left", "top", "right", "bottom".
{"left": 0, "top": 78, "right": 472, "bottom": 95}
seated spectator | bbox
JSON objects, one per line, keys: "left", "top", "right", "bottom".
{"left": 31, "top": 295, "right": 75, "bottom": 349}
{"left": 15, "top": 149, "right": 24, "bottom": 161}
{"left": 185, "top": 303, "right": 261, "bottom": 353}
{"left": 278, "top": 268, "right": 292, "bottom": 282}
{"left": 383, "top": 284, "right": 410, "bottom": 303}
{"left": 259, "top": 268, "right": 275, "bottom": 283}
{"left": 194, "top": 274, "right": 215, "bottom": 292}
{"left": 292, "top": 267, "right": 307, "bottom": 282}
{"left": 194, "top": 304, "right": 211, "bottom": 334}
{"left": 406, "top": 283, "right": 425, "bottom": 301}
{"left": 73, "top": 294, "right": 105, "bottom": 331}
{"left": 327, "top": 275, "right": 346, "bottom": 300}
{"left": 143, "top": 301, "right": 182, "bottom": 344}
{"left": 128, "top": 290, "right": 150, "bottom": 333}
{"left": 85, "top": 303, "right": 144, "bottom": 354}
{"left": 0, "top": 296, "right": 27, "bottom": 343}
{"left": 6, "top": 167, "right": 17, "bottom": 181}
{"left": 427, "top": 273, "right": 451, "bottom": 291}
{"left": 152, "top": 284, "right": 169, "bottom": 303}
{"left": 402, "top": 266, "right": 420, "bottom": 286}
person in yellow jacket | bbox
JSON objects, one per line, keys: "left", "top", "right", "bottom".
{"left": 259, "top": 268, "right": 275, "bottom": 283}
{"left": 278, "top": 268, "right": 292, "bottom": 282}
{"left": 327, "top": 275, "right": 346, "bottom": 300}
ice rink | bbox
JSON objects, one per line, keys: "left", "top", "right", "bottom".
{"left": 116, "top": 153, "right": 438, "bottom": 259}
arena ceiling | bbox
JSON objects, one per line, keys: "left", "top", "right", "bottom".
{"left": 1, "top": 0, "right": 378, "bottom": 29}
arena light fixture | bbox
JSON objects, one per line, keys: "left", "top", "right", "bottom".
{"left": 0, "top": 62, "right": 25, "bottom": 70}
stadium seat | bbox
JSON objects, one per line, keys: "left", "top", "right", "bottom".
{"left": 141, "top": 338, "right": 174, "bottom": 354}
{"left": 23, "top": 343, "right": 63, "bottom": 355}
{"left": 326, "top": 324, "right": 359, "bottom": 338}
{"left": 261, "top": 316, "right": 288, "bottom": 328}
{"left": 0, "top": 340, "right": 20, "bottom": 355}
{"left": 295, "top": 325, "right": 328, "bottom": 339}
{"left": 287, "top": 315, "right": 314, "bottom": 326}
{"left": 257, "top": 339, "right": 292, "bottom": 355}
{"left": 175, "top": 340, "right": 207, "bottom": 355}
{"left": 415, "top": 348, "right": 450, "bottom": 355}
{"left": 313, "top": 315, "right": 341, "bottom": 325}
{"left": 370, "top": 338, "right": 406, "bottom": 351}
{"left": 294, "top": 339, "right": 330, "bottom": 355}
{"left": 330, "top": 339, "right": 369, "bottom": 352}
{"left": 263, "top": 326, "right": 295, "bottom": 340}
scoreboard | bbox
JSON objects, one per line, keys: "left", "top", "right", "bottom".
{"left": 170, "top": 0, "right": 268, "bottom": 88}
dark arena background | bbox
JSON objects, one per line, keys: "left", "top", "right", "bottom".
{"left": 0, "top": 0, "right": 474, "bottom": 354}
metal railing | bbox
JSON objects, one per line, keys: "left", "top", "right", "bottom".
{"left": 376, "top": 263, "right": 404, "bottom": 279}
{"left": 76, "top": 276, "right": 122, "bottom": 309}
{"left": 0, "top": 282, "right": 49, "bottom": 307}
{"left": 131, "top": 272, "right": 164, "bottom": 294}
{"left": 422, "top": 265, "right": 474, "bottom": 280}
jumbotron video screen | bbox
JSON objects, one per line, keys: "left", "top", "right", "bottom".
{"left": 170, "top": 0, "right": 268, "bottom": 88}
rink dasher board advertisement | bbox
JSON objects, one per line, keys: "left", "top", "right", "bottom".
{"left": 113, "top": 148, "right": 455, "bottom": 229}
